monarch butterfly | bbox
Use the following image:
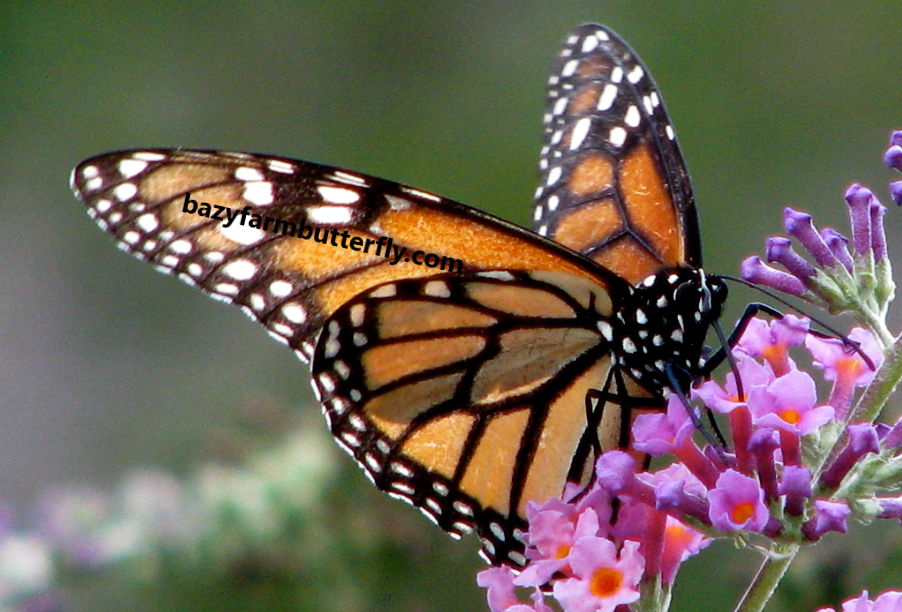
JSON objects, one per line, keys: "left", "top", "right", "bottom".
{"left": 70, "top": 24, "right": 727, "bottom": 566}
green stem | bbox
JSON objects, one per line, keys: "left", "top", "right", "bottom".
{"left": 852, "top": 335, "right": 902, "bottom": 424}
{"left": 732, "top": 545, "right": 799, "bottom": 612}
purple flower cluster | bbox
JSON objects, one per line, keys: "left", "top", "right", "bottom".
{"left": 477, "top": 132, "right": 902, "bottom": 612}
{"left": 479, "top": 316, "right": 883, "bottom": 612}
{"left": 741, "top": 134, "right": 898, "bottom": 344}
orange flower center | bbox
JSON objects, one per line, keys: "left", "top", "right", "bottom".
{"left": 731, "top": 501, "right": 756, "bottom": 525}
{"left": 837, "top": 356, "right": 864, "bottom": 380}
{"left": 590, "top": 567, "right": 623, "bottom": 598}
{"left": 555, "top": 544, "right": 571, "bottom": 559}
{"left": 780, "top": 408, "right": 801, "bottom": 424}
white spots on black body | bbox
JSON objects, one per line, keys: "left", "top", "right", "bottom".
{"left": 597, "top": 320, "right": 613, "bottom": 342}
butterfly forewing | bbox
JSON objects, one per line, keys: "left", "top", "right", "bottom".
{"left": 312, "top": 270, "right": 657, "bottom": 564}
{"left": 71, "top": 149, "right": 618, "bottom": 362}
{"left": 533, "top": 24, "right": 701, "bottom": 283}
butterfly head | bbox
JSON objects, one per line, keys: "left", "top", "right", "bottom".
{"left": 613, "top": 268, "right": 727, "bottom": 389}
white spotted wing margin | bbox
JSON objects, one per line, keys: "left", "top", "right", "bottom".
{"left": 70, "top": 148, "right": 622, "bottom": 365}
{"left": 533, "top": 24, "right": 702, "bottom": 272}
{"left": 311, "top": 270, "right": 657, "bottom": 566}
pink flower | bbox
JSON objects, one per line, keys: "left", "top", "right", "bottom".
{"left": 632, "top": 394, "right": 695, "bottom": 455}
{"left": 747, "top": 369, "right": 834, "bottom": 436}
{"left": 517, "top": 506, "right": 603, "bottom": 586}
{"left": 708, "top": 470, "right": 770, "bottom": 532}
{"left": 551, "top": 539, "right": 644, "bottom": 612}
{"left": 736, "top": 315, "right": 809, "bottom": 376}
{"left": 806, "top": 328, "right": 883, "bottom": 418}
{"left": 477, "top": 566, "right": 553, "bottom": 612}
{"left": 815, "top": 590, "right": 902, "bottom": 612}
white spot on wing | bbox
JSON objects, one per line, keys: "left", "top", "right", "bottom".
{"left": 318, "top": 185, "right": 360, "bottom": 205}
{"left": 243, "top": 181, "right": 274, "bottom": 206}
{"left": 597, "top": 83, "right": 618, "bottom": 111}
{"left": 624, "top": 105, "right": 641, "bottom": 128}
{"left": 118, "top": 159, "right": 148, "bottom": 178}
{"left": 609, "top": 126, "right": 628, "bottom": 147}
{"left": 307, "top": 205, "right": 353, "bottom": 225}
{"left": 114, "top": 183, "right": 137, "bottom": 202}
{"left": 219, "top": 223, "right": 264, "bottom": 245}
{"left": 222, "top": 259, "right": 258, "bottom": 281}
{"left": 235, "top": 167, "right": 264, "bottom": 181}
{"left": 569, "top": 117, "right": 592, "bottom": 151}
{"left": 135, "top": 213, "right": 159, "bottom": 233}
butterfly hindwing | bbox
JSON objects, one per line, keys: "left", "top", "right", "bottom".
{"left": 312, "top": 270, "right": 660, "bottom": 564}
{"left": 533, "top": 24, "right": 701, "bottom": 284}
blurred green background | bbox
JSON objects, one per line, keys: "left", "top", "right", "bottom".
{"left": 2, "top": 1, "right": 902, "bottom": 611}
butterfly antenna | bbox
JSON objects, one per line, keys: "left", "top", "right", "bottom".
{"left": 719, "top": 274, "right": 876, "bottom": 371}
{"left": 665, "top": 364, "right": 729, "bottom": 463}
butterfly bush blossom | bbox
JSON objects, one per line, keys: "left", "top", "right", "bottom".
{"left": 478, "top": 134, "right": 902, "bottom": 612}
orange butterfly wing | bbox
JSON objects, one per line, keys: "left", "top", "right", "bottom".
{"left": 533, "top": 24, "right": 701, "bottom": 284}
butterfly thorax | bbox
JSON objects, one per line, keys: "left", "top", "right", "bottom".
{"left": 607, "top": 268, "right": 727, "bottom": 390}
